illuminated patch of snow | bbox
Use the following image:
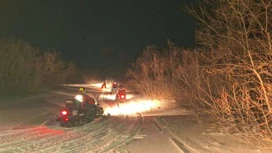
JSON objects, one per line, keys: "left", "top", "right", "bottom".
{"left": 104, "top": 99, "right": 160, "bottom": 116}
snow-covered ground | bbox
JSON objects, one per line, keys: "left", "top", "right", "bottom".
{"left": 0, "top": 83, "right": 271, "bottom": 153}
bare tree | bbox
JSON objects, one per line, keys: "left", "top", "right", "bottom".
{"left": 127, "top": 45, "right": 174, "bottom": 100}
{"left": 0, "top": 38, "right": 81, "bottom": 93}
{"left": 184, "top": 0, "right": 272, "bottom": 143}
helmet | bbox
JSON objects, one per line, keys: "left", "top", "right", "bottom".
{"left": 79, "top": 87, "right": 86, "bottom": 93}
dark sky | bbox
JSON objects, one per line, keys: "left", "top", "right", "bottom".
{"left": 0, "top": 0, "right": 197, "bottom": 78}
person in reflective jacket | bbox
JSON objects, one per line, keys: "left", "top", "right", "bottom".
{"left": 76, "top": 87, "right": 96, "bottom": 121}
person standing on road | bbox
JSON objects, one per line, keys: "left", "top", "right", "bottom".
{"left": 101, "top": 81, "right": 107, "bottom": 89}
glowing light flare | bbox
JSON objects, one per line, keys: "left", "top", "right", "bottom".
{"left": 64, "top": 118, "right": 69, "bottom": 121}
{"left": 102, "top": 88, "right": 112, "bottom": 92}
{"left": 126, "top": 94, "right": 134, "bottom": 100}
{"left": 35, "top": 126, "right": 64, "bottom": 135}
{"left": 90, "top": 82, "right": 115, "bottom": 92}
{"left": 106, "top": 83, "right": 113, "bottom": 89}
{"left": 101, "top": 93, "right": 134, "bottom": 101}
{"left": 103, "top": 99, "right": 161, "bottom": 116}
{"left": 89, "top": 83, "right": 103, "bottom": 88}
{"left": 104, "top": 106, "right": 121, "bottom": 116}
{"left": 102, "top": 94, "right": 116, "bottom": 100}
{"left": 75, "top": 95, "right": 83, "bottom": 102}
{"left": 61, "top": 110, "right": 68, "bottom": 116}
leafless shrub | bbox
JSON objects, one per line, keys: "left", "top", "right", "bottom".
{"left": 126, "top": 45, "right": 176, "bottom": 101}
{"left": 126, "top": 0, "right": 272, "bottom": 146}
{"left": 183, "top": 0, "right": 272, "bottom": 145}
{"left": 0, "top": 38, "right": 84, "bottom": 93}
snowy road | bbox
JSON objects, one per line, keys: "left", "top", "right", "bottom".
{"left": 0, "top": 85, "right": 191, "bottom": 153}
{"left": 1, "top": 84, "right": 263, "bottom": 153}
{"left": 123, "top": 115, "right": 190, "bottom": 153}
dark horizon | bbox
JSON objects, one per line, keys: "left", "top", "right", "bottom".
{"left": 0, "top": 0, "right": 197, "bottom": 79}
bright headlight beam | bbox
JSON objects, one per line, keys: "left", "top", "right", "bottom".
{"left": 103, "top": 99, "right": 161, "bottom": 116}
{"left": 75, "top": 95, "right": 83, "bottom": 102}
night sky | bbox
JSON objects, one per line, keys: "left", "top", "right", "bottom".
{"left": 0, "top": 0, "right": 197, "bottom": 78}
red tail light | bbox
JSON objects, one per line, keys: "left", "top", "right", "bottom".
{"left": 63, "top": 118, "right": 69, "bottom": 121}
{"left": 121, "top": 95, "right": 125, "bottom": 99}
{"left": 61, "top": 110, "right": 68, "bottom": 116}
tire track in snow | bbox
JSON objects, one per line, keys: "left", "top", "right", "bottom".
{"left": 0, "top": 126, "right": 46, "bottom": 138}
{"left": 7, "top": 117, "right": 115, "bottom": 153}
{"left": 55, "top": 120, "right": 124, "bottom": 153}
{"left": 71, "top": 116, "right": 134, "bottom": 152}
{"left": 93, "top": 113, "right": 143, "bottom": 153}
{"left": 35, "top": 117, "right": 123, "bottom": 153}
{"left": 30, "top": 114, "right": 142, "bottom": 153}
{"left": 0, "top": 127, "right": 63, "bottom": 149}
{"left": 0, "top": 128, "right": 63, "bottom": 152}
{"left": 0, "top": 117, "right": 117, "bottom": 153}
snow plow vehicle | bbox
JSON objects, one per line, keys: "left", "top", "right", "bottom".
{"left": 56, "top": 99, "right": 104, "bottom": 127}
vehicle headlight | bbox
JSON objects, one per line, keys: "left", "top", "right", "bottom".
{"left": 75, "top": 95, "right": 83, "bottom": 102}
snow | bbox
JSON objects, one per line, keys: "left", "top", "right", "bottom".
{"left": 155, "top": 115, "right": 272, "bottom": 153}
{"left": 0, "top": 83, "right": 271, "bottom": 153}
